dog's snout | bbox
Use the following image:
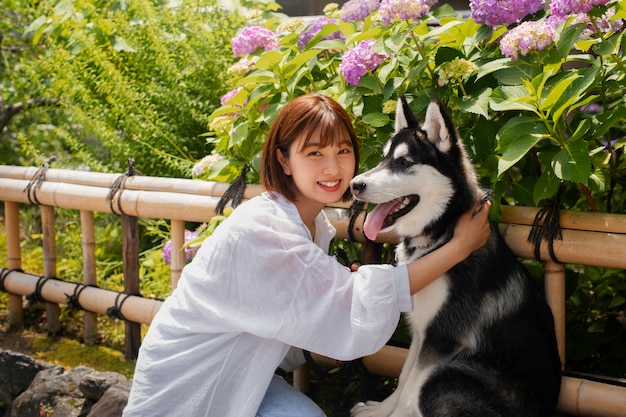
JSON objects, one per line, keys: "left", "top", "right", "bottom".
{"left": 351, "top": 181, "right": 366, "bottom": 195}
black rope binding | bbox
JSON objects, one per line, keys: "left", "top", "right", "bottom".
{"left": 334, "top": 247, "right": 362, "bottom": 270}
{"left": 215, "top": 164, "right": 250, "bottom": 215}
{"left": 0, "top": 268, "right": 23, "bottom": 293}
{"left": 106, "top": 158, "right": 142, "bottom": 216}
{"left": 25, "top": 275, "right": 57, "bottom": 308}
{"left": 65, "top": 283, "right": 98, "bottom": 312}
{"left": 528, "top": 184, "right": 565, "bottom": 263}
{"left": 347, "top": 200, "right": 373, "bottom": 243}
{"left": 23, "top": 156, "right": 57, "bottom": 205}
{"left": 106, "top": 292, "right": 141, "bottom": 321}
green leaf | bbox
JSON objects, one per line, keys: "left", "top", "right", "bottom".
{"left": 490, "top": 86, "right": 536, "bottom": 112}
{"left": 497, "top": 117, "right": 548, "bottom": 176}
{"left": 236, "top": 70, "right": 277, "bottom": 87}
{"left": 592, "top": 32, "right": 622, "bottom": 56}
{"left": 282, "top": 50, "right": 319, "bottom": 78}
{"left": 434, "top": 46, "right": 463, "bottom": 65}
{"left": 557, "top": 23, "right": 586, "bottom": 57}
{"left": 254, "top": 50, "right": 284, "bottom": 71}
{"left": 551, "top": 139, "right": 590, "bottom": 183}
{"left": 533, "top": 169, "right": 561, "bottom": 205}
{"left": 498, "top": 133, "right": 543, "bottom": 176}
{"left": 459, "top": 88, "right": 492, "bottom": 118}
{"left": 551, "top": 67, "right": 598, "bottom": 123}
{"left": 540, "top": 72, "right": 577, "bottom": 113}
{"left": 362, "top": 112, "right": 390, "bottom": 128}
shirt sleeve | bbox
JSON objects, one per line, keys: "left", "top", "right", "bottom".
{"left": 175, "top": 198, "right": 412, "bottom": 362}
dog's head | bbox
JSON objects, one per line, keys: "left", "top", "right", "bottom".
{"left": 350, "top": 96, "right": 480, "bottom": 241}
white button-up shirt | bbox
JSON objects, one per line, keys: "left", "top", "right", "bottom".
{"left": 123, "top": 192, "right": 412, "bottom": 417}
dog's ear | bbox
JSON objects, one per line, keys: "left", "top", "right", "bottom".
{"left": 395, "top": 95, "right": 420, "bottom": 133}
{"left": 422, "top": 101, "right": 452, "bottom": 153}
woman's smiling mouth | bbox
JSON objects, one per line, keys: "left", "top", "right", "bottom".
{"left": 318, "top": 180, "right": 341, "bottom": 191}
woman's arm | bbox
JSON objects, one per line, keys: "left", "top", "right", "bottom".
{"left": 406, "top": 200, "right": 492, "bottom": 295}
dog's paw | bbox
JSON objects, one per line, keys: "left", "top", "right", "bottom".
{"left": 350, "top": 401, "right": 384, "bottom": 417}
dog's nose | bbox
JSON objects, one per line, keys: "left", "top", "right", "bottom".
{"left": 351, "top": 181, "right": 366, "bottom": 195}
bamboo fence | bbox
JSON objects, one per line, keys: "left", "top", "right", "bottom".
{"left": 1, "top": 164, "right": 626, "bottom": 416}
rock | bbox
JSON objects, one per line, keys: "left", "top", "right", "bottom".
{"left": 79, "top": 371, "right": 130, "bottom": 401}
{"left": 86, "top": 384, "right": 130, "bottom": 417}
{"left": 0, "top": 350, "right": 50, "bottom": 417}
{"left": 0, "top": 350, "right": 131, "bottom": 417}
{"left": 10, "top": 366, "right": 93, "bottom": 417}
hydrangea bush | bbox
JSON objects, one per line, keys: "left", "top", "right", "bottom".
{"left": 200, "top": 0, "right": 626, "bottom": 214}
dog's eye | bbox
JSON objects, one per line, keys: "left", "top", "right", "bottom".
{"left": 396, "top": 157, "right": 413, "bottom": 168}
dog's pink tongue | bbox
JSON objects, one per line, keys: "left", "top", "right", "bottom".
{"left": 363, "top": 200, "right": 398, "bottom": 241}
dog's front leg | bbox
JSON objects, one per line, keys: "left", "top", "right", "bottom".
{"left": 350, "top": 388, "right": 401, "bottom": 417}
{"left": 350, "top": 338, "right": 422, "bottom": 417}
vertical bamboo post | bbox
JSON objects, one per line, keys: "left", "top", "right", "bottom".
{"left": 80, "top": 210, "right": 98, "bottom": 345}
{"left": 41, "top": 205, "right": 61, "bottom": 334}
{"left": 170, "top": 219, "right": 185, "bottom": 289}
{"left": 122, "top": 214, "right": 141, "bottom": 360}
{"left": 544, "top": 260, "right": 566, "bottom": 370}
{"left": 5, "top": 201, "right": 24, "bottom": 329}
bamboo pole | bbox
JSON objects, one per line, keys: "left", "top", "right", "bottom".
{"left": 498, "top": 224, "right": 626, "bottom": 270}
{"left": 1, "top": 269, "right": 161, "bottom": 324}
{"left": 80, "top": 210, "right": 98, "bottom": 345}
{"left": 41, "top": 205, "right": 61, "bottom": 335}
{"left": 544, "top": 261, "right": 566, "bottom": 370}
{"left": 4, "top": 201, "right": 23, "bottom": 329}
{"left": 121, "top": 214, "right": 141, "bottom": 360}
{"left": 558, "top": 376, "right": 626, "bottom": 417}
{"left": 169, "top": 220, "right": 185, "bottom": 289}
{"left": 0, "top": 165, "right": 263, "bottom": 200}
{"left": 501, "top": 206, "right": 626, "bottom": 234}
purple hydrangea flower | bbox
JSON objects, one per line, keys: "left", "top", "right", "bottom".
{"left": 340, "top": 39, "right": 389, "bottom": 86}
{"left": 470, "top": 0, "right": 543, "bottom": 27}
{"left": 162, "top": 230, "right": 200, "bottom": 265}
{"left": 341, "top": 0, "right": 381, "bottom": 22}
{"left": 297, "top": 17, "right": 345, "bottom": 50}
{"left": 499, "top": 20, "right": 556, "bottom": 60}
{"left": 549, "top": 0, "right": 610, "bottom": 17}
{"left": 232, "top": 26, "right": 278, "bottom": 57}
{"left": 379, "top": 0, "right": 434, "bottom": 25}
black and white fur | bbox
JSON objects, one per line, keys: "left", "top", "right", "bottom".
{"left": 349, "top": 97, "right": 561, "bottom": 417}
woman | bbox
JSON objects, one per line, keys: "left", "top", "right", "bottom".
{"left": 123, "top": 93, "right": 491, "bottom": 417}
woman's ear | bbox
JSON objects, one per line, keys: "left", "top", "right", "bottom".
{"left": 276, "top": 148, "right": 292, "bottom": 175}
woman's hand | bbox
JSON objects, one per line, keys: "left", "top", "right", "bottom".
{"left": 451, "top": 198, "right": 492, "bottom": 259}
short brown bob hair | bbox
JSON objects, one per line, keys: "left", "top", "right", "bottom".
{"left": 261, "top": 93, "right": 360, "bottom": 202}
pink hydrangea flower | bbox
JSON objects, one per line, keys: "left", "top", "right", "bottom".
{"left": 499, "top": 20, "right": 556, "bottom": 60}
{"left": 549, "top": 0, "right": 611, "bottom": 17}
{"left": 232, "top": 26, "right": 278, "bottom": 57}
{"left": 340, "top": 39, "right": 389, "bottom": 86}
{"left": 470, "top": 0, "right": 543, "bottom": 27}
{"left": 341, "top": 0, "right": 381, "bottom": 22}
{"left": 379, "top": 0, "right": 434, "bottom": 25}
{"left": 162, "top": 230, "right": 199, "bottom": 265}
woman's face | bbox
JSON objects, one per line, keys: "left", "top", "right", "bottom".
{"left": 277, "top": 129, "right": 356, "bottom": 214}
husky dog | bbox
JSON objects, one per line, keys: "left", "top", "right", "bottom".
{"left": 349, "top": 97, "right": 561, "bottom": 417}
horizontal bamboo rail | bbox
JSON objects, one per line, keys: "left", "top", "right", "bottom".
{"left": 2, "top": 165, "right": 626, "bottom": 416}
{"left": 2, "top": 168, "right": 626, "bottom": 268}
{"left": 1, "top": 269, "right": 162, "bottom": 323}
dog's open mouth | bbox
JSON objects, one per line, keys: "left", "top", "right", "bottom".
{"left": 363, "top": 195, "right": 419, "bottom": 241}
